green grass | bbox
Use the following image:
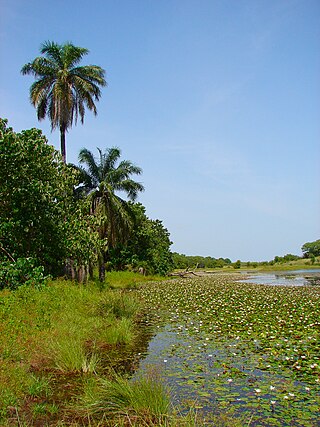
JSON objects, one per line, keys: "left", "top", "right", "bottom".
{"left": 104, "top": 270, "right": 169, "bottom": 289}
{"left": 0, "top": 271, "right": 248, "bottom": 426}
{"left": 86, "top": 372, "right": 171, "bottom": 418}
{"left": 0, "top": 276, "right": 143, "bottom": 425}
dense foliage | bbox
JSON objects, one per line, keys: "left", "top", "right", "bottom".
{"left": 0, "top": 118, "right": 77, "bottom": 275}
{"left": 0, "top": 119, "right": 173, "bottom": 287}
{"left": 75, "top": 147, "right": 145, "bottom": 281}
{"left": 302, "top": 239, "right": 320, "bottom": 258}
{"left": 109, "top": 203, "right": 173, "bottom": 275}
{"left": 172, "top": 252, "right": 231, "bottom": 269}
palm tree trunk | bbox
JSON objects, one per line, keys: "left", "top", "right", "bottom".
{"left": 98, "top": 256, "right": 105, "bottom": 282}
{"left": 60, "top": 125, "right": 66, "bottom": 163}
{"left": 89, "top": 262, "right": 94, "bottom": 280}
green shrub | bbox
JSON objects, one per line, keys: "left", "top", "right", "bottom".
{"left": 0, "top": 258, "right": 48, "bottom": 290}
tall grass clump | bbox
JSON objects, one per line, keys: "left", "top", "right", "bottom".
{"left": 85, "top": 372, "right": 171, "bottom": 422}
{"left": 98, "top": 291, "right": 141, "bottom": 319}
{"left": 101, "top": 318, "right": 135, "bottom": 345}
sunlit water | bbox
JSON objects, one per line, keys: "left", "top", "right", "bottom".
{"left": 134, "top": 273, "right": 320, "bottom": 426}
{"left": 238, "top": 269, "right": 320, "bottom": 286}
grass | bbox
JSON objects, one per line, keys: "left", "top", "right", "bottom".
{"left": 0, "top": 274, "right": 146, "bottom": 425}
{"left": 1, "top": 271, "right": 219, "bottom": 426}
{"left": 0, "top": 271, "right": 260, "bottom": 426}
{"left": 85, "top": 372, "right": 171, "bottom": 419}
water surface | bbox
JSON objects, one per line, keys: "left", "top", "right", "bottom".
{"left": 239, "top": 269, "right": 320, "bottom": 286}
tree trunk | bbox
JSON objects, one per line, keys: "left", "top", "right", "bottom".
{"left": 98, "top": 250, "right": 110, "bottom": 283}
{"left": 98, "top": 260, "right": 105, "bottom": 282}
{"left": 60, "top": 125, "right": 66, "bottom": 163}
{"left": 89, "top": 262, "right": 94, "bottom": 280}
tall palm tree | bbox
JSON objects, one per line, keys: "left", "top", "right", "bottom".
{"left": 77, "top": 147, "right": 144, "bottom": 281}
{"left": 21, "top": 41, "right": 106, "bottom": 163}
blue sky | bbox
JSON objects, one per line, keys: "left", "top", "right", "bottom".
{"left": 1, "top": 0, "right": 319, "bottom": 261}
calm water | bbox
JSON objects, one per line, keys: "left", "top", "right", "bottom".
{"left": 239, "top": 269, "right": 320, "bottom": 286}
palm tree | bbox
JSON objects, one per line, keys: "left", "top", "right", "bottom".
{"left": 21, "top": 41, "right": 106, "bottom": 163}
{"left": 77, "top": 147, "right": 144, "bottom": 281}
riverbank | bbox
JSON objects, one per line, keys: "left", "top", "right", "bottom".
{"left": 1, "top": 273, "right": 319, "bottom": 426}
{"left": 0, "top": 273, "right": 218, "bottom": 426}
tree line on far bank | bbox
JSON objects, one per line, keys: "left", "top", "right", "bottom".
{"left": 173, "top": 240, "right": 320, "bottom": 270}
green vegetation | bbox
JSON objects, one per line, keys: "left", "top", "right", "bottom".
{"left": 21, "top": 41, "right": 106, "bottom": 163}
{"left": 109, "top": 203, "right": 174, "bottom": 276}
{"left": 302, "top": 239, "right": 320, "bottom": 258}
{"left": 0, "top": 275, "right": 220, "bottom": 426}
{"left": 75, "top": 146, "right": 145, "bottom": 281}
{"left": 1, "top": 39, "right": 319, "bottom": 426}
{"left": 172, "top": 253, "right": 231, "bottom": 269}
{"left": 0, "top": 118, "right": 173, "bottom": 286}
{"left": 0, "top": 118, "right": 81, "bottom": 277}
{"left": 139, "top": 275, "right": 320, "bottom": 426}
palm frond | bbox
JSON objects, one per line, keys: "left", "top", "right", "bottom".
{"left": 78, "top": 148, "right": 101, "bottom": 185}
{"left": 21, "top": 41, "right": 107, "bottom": 162}
{"left": 63, "top": 43, "right": 90, "bottom": 69}
{"left": 40, "top": 41, "right": 64, "bottom": 68}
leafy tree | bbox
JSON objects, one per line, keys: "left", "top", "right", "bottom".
{"left": 172, "top": 253, "right": 231, "bottom": 269}
{"left": 233, "top": 260, "right": 241, "bottom": 269}
{"left": 301, "top": 239, "right": 320, "bottom": 258}
{"left": 76, "top": 147, "right": 144, "bottom": 281}
{"left": 0, "top": 118, "right": 77, "bottom": 274}
{"left": 64, "top": 197, "right": 100, "bottom": 282}
{"left": 110, "top": 203, "right": 173, "bottom": 275}
{"left": 21, "top": 41, "right": 106, "bottom": 162}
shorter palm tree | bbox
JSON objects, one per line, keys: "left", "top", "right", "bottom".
{"left": 77, "top": 147, "right": 144, "bottom": 281}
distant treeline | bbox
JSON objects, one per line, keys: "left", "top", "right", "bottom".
{"left": 172, "top": 253, "right": 232, "bottom": 269}
{"left": 173, "top": 246, "right": 320, "bottom": 271}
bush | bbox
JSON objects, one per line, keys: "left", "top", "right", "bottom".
{"left": 0, "top": 258, "right": 48, "bottom": 290}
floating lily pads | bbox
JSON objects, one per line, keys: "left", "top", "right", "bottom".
{"left": 136, "top": 275, "right": 320, "bottom": 426}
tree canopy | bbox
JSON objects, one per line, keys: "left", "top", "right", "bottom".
{"left": 21, "top": 41, "right": 106, "bottom": 162}
{"left": 301, "top": 239, "right": 320, "bottom": 258}
{"left": 0, "top": 118, "right": 174, "bottom": 287}
{"left": 0, "top": 118, "right": 76, "bottom": 274}
{"left": 76, "top": 147, "right": 145, "bottom": 281}
{"left": 109, "top": 203, "right": 173, "bottom": 275}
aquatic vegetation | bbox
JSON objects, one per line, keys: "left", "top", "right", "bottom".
{"left": 138, "top": 275, "right": 320, "bottom": 426}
